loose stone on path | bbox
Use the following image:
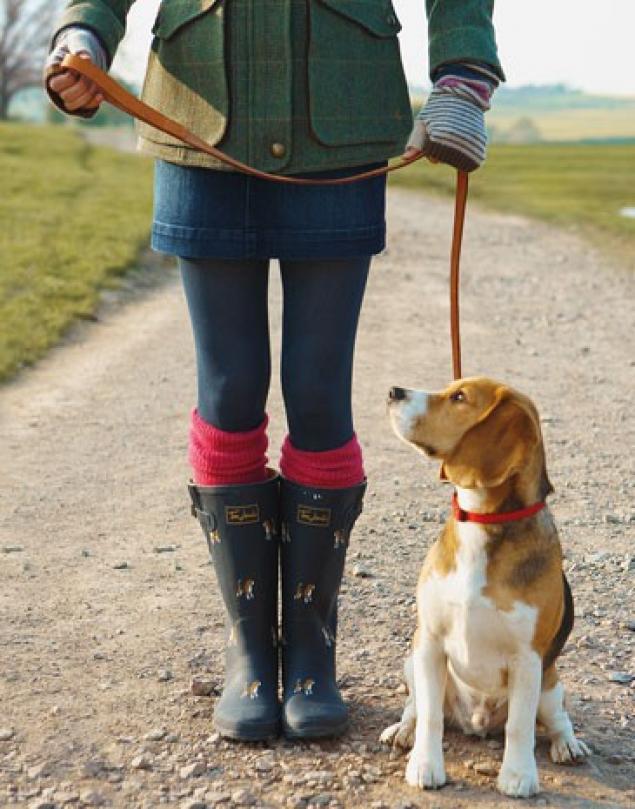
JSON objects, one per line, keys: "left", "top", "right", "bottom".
{"left": 608, "top": 671, "right": 634, "bottom": 684}
{"left": 180, "top": 761, "right": 206, "bottom": 779}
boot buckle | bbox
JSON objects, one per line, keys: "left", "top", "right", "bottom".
{"left": 191, "top": 504, "right": 221, "bottom": 551}
{"left": 187, "top": 481, "right": 201, "bottom": 518}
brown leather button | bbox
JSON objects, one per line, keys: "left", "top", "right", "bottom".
{"left": 270, "top": 142, "right": 286, "bottom": 158}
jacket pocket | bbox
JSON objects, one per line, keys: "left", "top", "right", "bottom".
{"left": 317, "top": 0, "right": 402, "bottom": 37}
{"left": 139, "top": 0, "right": 228, "bottom": 150}
{"left": 308, "top": 0, "right": 413, "bottom": 146}
{"left": 152, "top": 0, "right": 222, "bottom": 39}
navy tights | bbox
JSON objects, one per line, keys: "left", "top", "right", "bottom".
{"left": 179, "top": 256, "right": 370, "bottom": 452}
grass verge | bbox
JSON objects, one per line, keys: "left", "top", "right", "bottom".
{"left": 0, "top": 122, "right": 153, "bottom": 382}
{"left": 389, "top": 143, "right": 635, "bottom": 266}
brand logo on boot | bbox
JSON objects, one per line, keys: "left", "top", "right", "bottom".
{"left": 297, "top": 505, "right": 331, "bottom": 527}
{"left": 225, "top": 505, "right": 260, "bottom": 525}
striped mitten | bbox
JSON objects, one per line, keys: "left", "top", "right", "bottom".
{"left": 407, "top": 64, "right": 499, "bottom": 172}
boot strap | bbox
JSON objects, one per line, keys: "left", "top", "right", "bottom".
{"left": 187, "top": 483, "right": 219, "bottom": 550}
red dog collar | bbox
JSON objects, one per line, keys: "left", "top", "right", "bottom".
{"left": 452, "top": 492, "right": 546, "bottom": 524}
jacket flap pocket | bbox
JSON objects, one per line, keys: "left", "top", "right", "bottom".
{"left": 317, "top": 0, "right": 401, "bottom": 37}
{"left": 153, "top": 0, "right": 221, "bottom": 40}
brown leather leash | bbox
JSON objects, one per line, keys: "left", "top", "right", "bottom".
{"left": 451, "top": 171, "right": 468, "bottom": 380}
{"left": 47, "top": 53, "right": 468, "bottom": 379}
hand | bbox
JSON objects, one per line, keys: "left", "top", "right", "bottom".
{"left": 401, "top": 76, "right": 492, "bottom": 172}
{"left": 44, "top": 27, "right": 108, "bottom": 116}
{"left": 48, "top": 51, "right": 103, "bottom": 113}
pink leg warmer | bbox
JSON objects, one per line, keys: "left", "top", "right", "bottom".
{"left": 189, "top": 407, "right": 269, "bottom": 486}
{"left": 279, "top": 434, "right": 365, "bottom": 489}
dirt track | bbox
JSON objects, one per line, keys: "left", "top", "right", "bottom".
{"left": 1, "top": 188, "right": 633, "bottom": 808}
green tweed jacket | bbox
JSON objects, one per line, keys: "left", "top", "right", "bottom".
{"left": 51, "top": 0, "right": 503, "bottom": 173}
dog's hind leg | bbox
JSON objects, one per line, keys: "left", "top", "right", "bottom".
{"left": 380, "top": 655, "right": 416, "bottom": 749}
{"left": 538, "top": 666, "right": 591, "bottom": 763}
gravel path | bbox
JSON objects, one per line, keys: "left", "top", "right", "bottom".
{"left": 1, "top": 188, "right": 633, "bottom": 809}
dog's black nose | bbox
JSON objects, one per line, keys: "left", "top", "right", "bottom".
{"left": 389, "top": 386, "right": 407, "bottom": 402}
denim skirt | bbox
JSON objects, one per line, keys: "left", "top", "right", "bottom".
{"left": 151, "top": 158, "right": 387, "bottom": 260}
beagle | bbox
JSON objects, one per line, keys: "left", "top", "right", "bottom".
{"left": 381, "top": 377, "right": 589, "bottom": 798}
{"left": 235, "top": 578, "right": 255, "bottom": 600}
{"left": 242, "top": 680, "right": 262, "bottom": 700}
{"left": 294, "top": 583, "right": 316, "bottom": 604}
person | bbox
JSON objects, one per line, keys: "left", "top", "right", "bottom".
{"left": 44, "top": 0, "right": 503, "bottom": 742}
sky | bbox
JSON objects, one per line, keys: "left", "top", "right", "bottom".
{"left": 113, "top": 0, "right": 635, "bottom": 97}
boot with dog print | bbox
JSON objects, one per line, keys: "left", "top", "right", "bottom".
{"left": 280, "top": 477, "right": 366, "bottom": 738}
{"left": 188, "top": 473, "right": 280, "bottom": 740}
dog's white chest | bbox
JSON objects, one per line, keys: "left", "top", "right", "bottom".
{"left": 422, "top": 523, "right": 538, "bottom": 695}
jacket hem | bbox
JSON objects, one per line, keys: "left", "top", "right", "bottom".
{"left": 137, "top": 136, "right": 405, "bottom": 175}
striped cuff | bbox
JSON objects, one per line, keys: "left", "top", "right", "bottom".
{"left": 433, "top": 61, "right": 501, "bottom": 88}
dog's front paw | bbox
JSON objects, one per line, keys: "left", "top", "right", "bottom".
{"left": 380, "top": 719, "right": 415, "bottom": 750}
{"left": 550, "top": 731, "right": 591, "bottom": 763}
{"left": 405, "top": 749, "right": 446, "bottom": 789}
{"left": 497, "top": 762, "right": 540, "bottom": 798}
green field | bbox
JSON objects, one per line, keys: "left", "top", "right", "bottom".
{"left": 411, "top": 86, "right": 635, "bottom": 144}
{"left": 0, "top": 123, "right": 153, "bottom": 382}
{"left": 487, "top": 108, "right": 635, "bottom": 143}
{"left": 389, "top": 143, "right": 635, "bottom": 263}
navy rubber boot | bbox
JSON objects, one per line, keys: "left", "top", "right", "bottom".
{"left": 188, "top": 473, "right": 280, "bottom": 741}
{"left": 280, "top": 477, "right": 366, "bottom": 739}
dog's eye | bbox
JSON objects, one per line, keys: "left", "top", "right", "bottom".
{"left": 450, "top": 390, "right": 466, "bottom": 403}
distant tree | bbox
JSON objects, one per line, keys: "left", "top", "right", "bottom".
{"left": 487, "top": 124, "right": 502, "bottom": 144}
{"left": 505, "top": 116, "right": 543, "bottom": 144}
{"left": 0, "top": 0, "right": 61, "bottom": 119}
{"left": 45, "top": 99, "right": 65, "bottom": 125}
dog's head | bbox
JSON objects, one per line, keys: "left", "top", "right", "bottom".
{"left": 388, "top": 377, "right": 553, "bottom": 499}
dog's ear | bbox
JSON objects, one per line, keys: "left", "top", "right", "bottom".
{"left": 440, "top": 396, "right": 541, "bottom": 489}
{"left": 539, "top": 457, "right": 554, "bottom": 500}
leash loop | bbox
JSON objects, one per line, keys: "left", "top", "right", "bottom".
{"left": 46, "top": 55, "right": 426, "bottom": 185}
